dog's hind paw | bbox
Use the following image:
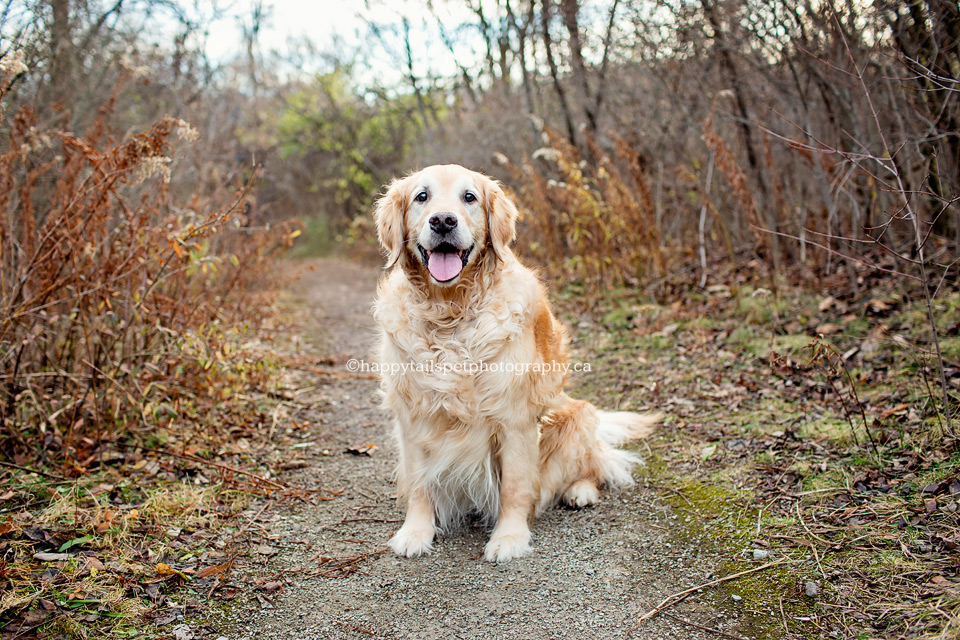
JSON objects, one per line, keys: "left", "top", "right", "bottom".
{"left": 563, "top": 480, "right": 600, "bottom": 508}
{"left": 483, "top": 529, "right": 532, "bottom": 563}
{"left": 388, "top": 526, "right": 435, "bottom": 558}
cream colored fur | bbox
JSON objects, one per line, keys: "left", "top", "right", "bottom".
{"left": 372, "top": 164, "right": 660, "bottom": 562}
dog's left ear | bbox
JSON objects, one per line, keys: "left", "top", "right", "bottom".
{"left": 484, "top": 179, "right": 518, "bottom": 261}
{"left": 374, "top": 177, "right": 410, "bottom": 268}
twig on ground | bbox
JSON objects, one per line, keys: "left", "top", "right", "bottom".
{"left": 120, "top": 443, "right": 297, "bottom": 493}
{"left": 334, "top": 620, "right": 377, "bottom": 636}
{"left": 316, "top": 549, "right": 387, "bottom": 578}
{"left": 779, "top": 593, "right": 790, "bottom": 637}
{"left": 634, "top": 558, "right": 794, "bottom": 624}
{"left": 236, "top": 503, "right": 272, "bottom": 539}
{"left": 647, "top": 483, "right": 697, "bottom": 509}
{"left": 796, "top": 502, "right": 828, "bottom": 582}
{"left": 323, "top": 516, "right": 403, "bottom": 530}
{"left": 288, "top": 364, "right": 378, "bottom": 381}
{"left": 0, "top": 499, "right": 51, "bottom": 514}
{"left": 661, "top": 611, "right": 752, "bottom": 640}
{"left": 0, "top": 460, "right": 69, "bottom": 481}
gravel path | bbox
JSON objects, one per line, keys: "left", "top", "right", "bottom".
{"left": 219, "top": 259, "right": 746, "bottom": 640}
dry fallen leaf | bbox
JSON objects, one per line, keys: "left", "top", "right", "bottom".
{"left": 866, "top": 298, "right": 892, "bottom": 313}
{"left": 156, "top": 562, "right": 189, "bottom": 580}
{"left": 879, "top": 403, "right": 910, "bottom": 420}
{"left": 197, "top": 562, "right": 231, "bottom": 578}
{"left": 816, "top": 323, "right": 840, "bottom": 335}
{"left": 654, "top": 323, "right": 680, "bottom": 337}
{"left": 345, "top": 444, "right": 377, "bottom": 457}
{"left": 21, "top": 609, "right": 51, "bottom": 624}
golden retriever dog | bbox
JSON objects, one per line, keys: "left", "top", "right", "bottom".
{"left": 372, "top": 164, "right": 659, "bottom": 562}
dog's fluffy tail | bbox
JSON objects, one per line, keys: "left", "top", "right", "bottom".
{"left": 596, "top": 410, "right": 661, "bottom": 445}
{"left": 538, "top": 395, "right": 661, "bottom": 510}
{"left": 593, "top": 410, "right": 662, "bottom": 487}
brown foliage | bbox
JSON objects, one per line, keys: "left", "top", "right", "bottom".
{"left": 502, "top": 128, "right": 664, "bottom": 286}
{"left": 0, "top": 87, "right": 299, "bottom": 466}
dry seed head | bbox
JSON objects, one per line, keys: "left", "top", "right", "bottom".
{"left": 135, "top": 155, "right": 172, "bottom": 184}
{"left": 0, "top": 49, "right": 28, "bottom": 76}
{"left": 119, "top": 52, "right": 152, "bottom": 79}
{"left": 175, "top": 119, "right": 199, "bottom": 142}
{"left": 19, "top": 126, "right": 52, "bottom": 156}
{"left": 532, "top": 148, "right": 561, "bottom": 163}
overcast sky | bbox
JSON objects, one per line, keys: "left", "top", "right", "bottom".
{"left": 204, "top": 0, "right": 370, "bottom": 60}
{"left": 201, "top": 0, "right": 480, "bottom": 84}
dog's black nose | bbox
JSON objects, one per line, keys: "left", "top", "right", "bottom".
{"left": 429, "top": 214, "right": 458, "bottom": 235}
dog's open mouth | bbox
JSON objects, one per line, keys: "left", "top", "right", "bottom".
{"left": 418, "top": 242, "right": 473, "bottom": 282}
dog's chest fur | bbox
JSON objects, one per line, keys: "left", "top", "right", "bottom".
{"left": 376, "top": 268, "right": 540, "bottom": 426}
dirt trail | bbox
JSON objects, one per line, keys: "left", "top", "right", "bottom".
{"left": 218, "top": 259, "right": 747, "bottom": 640}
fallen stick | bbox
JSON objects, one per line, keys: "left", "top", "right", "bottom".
{"left": 289, "top": 365, "right": 378, "bottom": 381}
{"left": 0, "top": 460, "right": 69, "bottom": 481}
{"left": 340, "top": 517, "right": 403, "bottom": 524}
{"left": 317, "top": 549, "right": 387, "bottom": 578}
{"left": 635, "top": 558, "right": 793, "bottom": 624}
{"left": 0, "top": 499, "right": 51, "bottom": 514}
{"left": 334, "top": 621, "right": 377, "bottom": 636}
{"left": 121, "top": 444, "right": 292, "bottom": 491}
{"left": 661, "top": 611, "right": 751, "bottom": 640}
{"left": 778, "top": 593, "right": 790, "bottom": 636}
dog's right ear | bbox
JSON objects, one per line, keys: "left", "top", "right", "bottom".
{"left": 374, "top": 177, "right": 410, "bottom": 268}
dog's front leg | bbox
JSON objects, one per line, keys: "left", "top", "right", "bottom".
{"left": 484, "top": 423, "right": 538, "bottom": 562}
{"left": 389, "top": 484, "right": 435, "bottom": 557}
{"left": 388, "top": 437, "right": 436, "bottom": 558}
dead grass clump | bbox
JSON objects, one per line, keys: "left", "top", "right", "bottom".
{"left": 0, "top": 471, "right": 250, "bottom": 636}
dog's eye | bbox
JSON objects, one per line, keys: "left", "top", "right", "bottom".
{"left": 415, "top": 191, "right": 428, "bottom": 203}
{"left": 464, "top": 192, "right": 477, "bottom": 203}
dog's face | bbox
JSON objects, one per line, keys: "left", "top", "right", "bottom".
{"left": 375, "top": 165, "right": 518, "bottom": 287}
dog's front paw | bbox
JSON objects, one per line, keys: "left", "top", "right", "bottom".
{"left": 388, "top": 526, "right": 435, "bottom": 558}
{"left": 483, "top": 528, "right": 532, "bottom": 562}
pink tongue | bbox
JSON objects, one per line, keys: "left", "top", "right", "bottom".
{"left": 427, "top": 251, "right": 463, "bottom": 282}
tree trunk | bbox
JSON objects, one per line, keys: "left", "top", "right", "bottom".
{"left": 700, "top": 0, "right": 779, "bottom": 269}
{"left": 507, "top": 0, "right": 537, "bottom": 119}
{"left": 47, "top": 0, "right": 73, "bottom": 116}
{"left": 468, "top": 0, "right": 501, "bottom": 86}
{"left": 591, "top": 0, "right": 620, "bottom": 125}
{"left": 402, "top": 18, "right": 433, "bottom": 127}
{"left": 541, "top": 0, "right": 577, "bottom": 145}
{"left": 558, "top": 0, "right": 596, "bottom": 133}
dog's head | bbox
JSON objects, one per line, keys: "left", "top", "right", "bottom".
{"left": 374, "top": 164, "right": 518, "bottom": 287}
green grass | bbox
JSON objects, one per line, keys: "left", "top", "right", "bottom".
{"left": 558, "top": 277, "right": 960, "bottom": 639}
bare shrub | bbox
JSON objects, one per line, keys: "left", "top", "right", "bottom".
{"left": 0, "top": 84, "right": 299, "bottom": 466}
{"left": 502, "top": 128, "right": 664, "bottom": 286}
